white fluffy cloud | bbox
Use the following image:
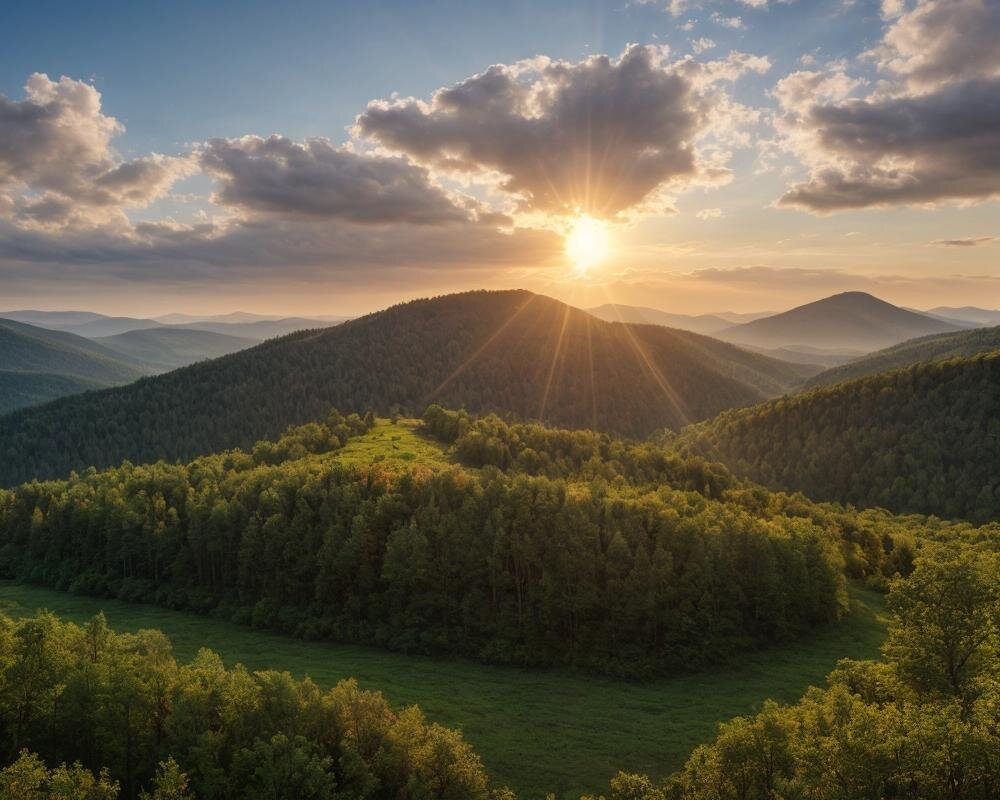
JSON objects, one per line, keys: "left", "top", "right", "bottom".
{"left": 0, "top": 74, "right": 191, "bottom": 228}
{"left": 356, "top": 45, "right": 768, "bottom": 220}
{"left": 775, "top": 0, "right": 1000, "bottom": 212}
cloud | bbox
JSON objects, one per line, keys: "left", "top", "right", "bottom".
{"left": 356, "top": 45, "right": 768, "bottom": 220}
{"left": 710, "top": 12, "right": 745, "bottom": 28}
{"left": 696, "top": 207, "right": 723, "bottom": 219}
{"left": 774, "top": 1, "right": 1000, "bottom": 212}
{"left": 868, "top": 0, "right": 1000, "bottom": 91}
{"left": 0, "top": 73, "right": 191, "bottom": 228}
{"left": 931, "top": 236, "right": 995, "bottom": 247}
{"left": 199, "top": 135, "right": 476, "bottom": 225}
{"left": 0, "top": 73, "right": 566, "bottom": 295}
{"left": 691, "top": 37, "right": 716, "bottom": 54}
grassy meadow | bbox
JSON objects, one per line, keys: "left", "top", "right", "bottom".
{"left": 0, "top": 580, "right": 886, "bottom": 798}
{"left": 333, "top": 417, "right": 452, "bottom": 469}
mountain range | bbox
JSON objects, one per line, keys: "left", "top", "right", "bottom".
{"left": 586, "top": 304, "right": 771, "bottom": 335}
{"left": 714, "top": 292, "right": 963, "bottom": 352}
{"left": 0, "top": 309, "right": 345, "bottom": 340}
{"left": 0, "top": 290, "right": 815, "bottom": 486}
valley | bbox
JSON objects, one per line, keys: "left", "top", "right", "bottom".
{"left": 0, "top": 580, "right": 887, "bottom": 797}
{"left": 3, "top": 5, "right": 1000, "bottom": 796}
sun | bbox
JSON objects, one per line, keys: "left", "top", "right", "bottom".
{"left": 564, "top": 216, "right": 610, "bottom": 275}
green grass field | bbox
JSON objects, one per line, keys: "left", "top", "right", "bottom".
{"left": 0, "top": 581, "right": 886, "bottom": 798}
{"left": 333, "top": 418, "right": 452, "bottom": 469}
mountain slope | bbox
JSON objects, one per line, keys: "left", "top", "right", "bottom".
{"left": 0, "top": 290, "right": 815, "bottom": 485}
{"left": 0, "top": 319, "right": 148, "bottom": 384}
{"left": 95, "top": 327, "right": 260, "bottom": 371}
{"left": 805, "top": 325, "right": 1000, "bottom": 389}
{"left": 718, "top": 292, "right": 961, "bottom": 352}
{"left": 0, "top": 371, "right": 106, "bottom": 415}
{"left": 0, "top": 319, "right": 151, "bottom": 413}
{"left": 678, "top": 353, "right": 1000, "bottom": 522}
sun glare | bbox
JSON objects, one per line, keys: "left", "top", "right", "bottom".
{"left": 564, "top": 216, "right": 610, "bottom": 275}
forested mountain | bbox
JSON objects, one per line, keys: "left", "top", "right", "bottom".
{"left": 717, "top": 291, "right": 961, "bottom": 352}
{"left": 805, "top": 325, "right": 1000, "bottom": 389}
{"left": 0, "top": 290, "right": 816, "bottom": 486}
{"left": 0, "top": 370, "right": 105, "bottom": 415}
{"left": 0, "top": 407, "right": 926, "bottom": 678}
{"left": 0, "top": 319, "right": 150, "bottom": 412}
{"left": 678, "top": 353, "right": 1000, "bottom": 522}
{"left": 95, "top": 327, "right": 259, "bottom": 371}
{"left": 0, "top": 318, "right": 148, "bottom": 383}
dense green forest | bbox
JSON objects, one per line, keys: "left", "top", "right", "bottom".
{"left": 0, "top": 408, "right": 858, "bottom": 677}
{"left": 0, "top": 370, "right": 104, "bottom": 416}
{"left": 629, "top": 541, "right": 1000, "bottom": 800}
{"left": 0, "top": 290, "right": 815, "bottom": 487}
{"left": 0, "top": 612, "right": 488, "bottom": 800}
{"left": 805, "top": 324, "right": 1000, "bottom": 389}
{"left": 678, "top": 353, "right": 1000, "bottom": 522}
{"left": 3, "top": 539, "right": 995, "bottom": 799}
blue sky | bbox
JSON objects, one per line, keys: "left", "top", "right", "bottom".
{"left": 1, "top": 0, "right": 998, "bottom": 315}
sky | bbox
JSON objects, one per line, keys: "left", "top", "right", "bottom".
{"left": 1, "top": 0, "right": 998, "bottom": 316}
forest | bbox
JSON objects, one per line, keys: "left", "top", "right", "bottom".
{"left": 678, "top": 353, "right": 1000, "bottom": 522}
{"left": 0, "top": 408, "right": 859, "bottom": 677}
{"left": 0, "top": 290, "right": 813, "bottom": 486}
{"left": 2, "top": 539, "right": 995, "bottom": 800}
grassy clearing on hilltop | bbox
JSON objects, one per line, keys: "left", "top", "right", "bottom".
{"left": 331, "top": 417, "right": 452, "bottom": 469}
{"left": 0, "top": 581, "right": 886, "bottom": 799}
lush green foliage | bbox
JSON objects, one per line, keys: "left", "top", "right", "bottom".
{"left": 806, "top": 324, "right": 1000, "bottom": 389}
{"left": 0, "top": 580, "right": 888, "bottom": 798}
{"left": 678, "top": 353, "right": 1000, "bottom": 522}
{"left": 0, "top": 408, "right": 853, "bottom": 677}
{"left": 0, "top": 290, "right": 813, "bottom": 486}
{"left": 0, "top": 611, "right": 489, "bottom": 800}
{"left": 604, "top": 542, "right": 1000, "bottom": 800}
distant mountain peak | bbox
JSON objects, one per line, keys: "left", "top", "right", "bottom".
{"left": 717, "top": 291, "right": 961, "bottom": 353}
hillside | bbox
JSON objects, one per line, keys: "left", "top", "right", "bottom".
{"left": 0, "top": 371, "right": 105, "bottom": 415}
{"left": 0, "top": 290, "right": 815, "bottom": 485}
{"left": 806, "top": 325, "right": 1000, "bottom": 389}
{"left": 718, "top": 291, "right": 961, "bottom": 352}
{"left": 0, "top": 318, "right": 147, "bottom": 383}
{"left": 678, "top": 352, "right": 1000, "bottom": 522}
{"left": 95, "top": 327, "right": 259, "bottom": 370}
